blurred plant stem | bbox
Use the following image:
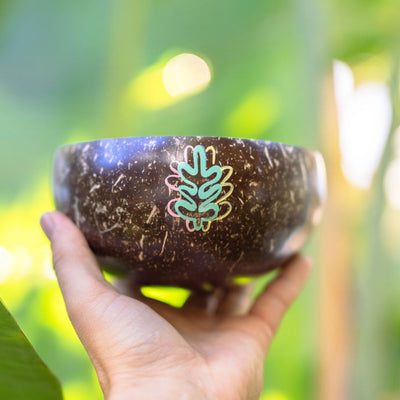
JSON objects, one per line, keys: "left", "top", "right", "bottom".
{"left": 293, "top": 0, "right": 325, "bottom": 148}
{"left": 318, "top": 73, "right": 352, "bottom": 400}
{"left": 353, "top": 53, "right": 400, "bottom": 400}
{"left": 101, "top": 0, "right": 148, "bottom": 139}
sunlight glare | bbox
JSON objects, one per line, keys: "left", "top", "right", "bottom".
{"left": 0, "top": 246, "right": 13, "bottom": 284}
{"left": 333, "top": 60, "right": 392, "bottom": 189}
{"left": 12, "top": 245, "right": 33, "bottom": 279}
{"left": 162, "top": 53, "right": 211, "bottom": 97}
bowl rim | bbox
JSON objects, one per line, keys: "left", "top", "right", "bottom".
{"left": 55, "top": 135, "right": 317, "bottom": 154}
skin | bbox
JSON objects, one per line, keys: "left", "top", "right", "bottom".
{"left": 40, "top": 211, "right": 312, "bottom": 400}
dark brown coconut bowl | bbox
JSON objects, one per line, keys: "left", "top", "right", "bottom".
{"left": 53, "top": 136, "right": 326, "bottom": 289}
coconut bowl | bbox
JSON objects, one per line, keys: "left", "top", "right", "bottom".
{"left": 53, "top": 136, "right": 326, "bottom": 289}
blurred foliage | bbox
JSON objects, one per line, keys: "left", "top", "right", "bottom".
{"left": 0, "top": 298, "right": 62, "bottom": 400}
{"left": 0, "top": 0, "right": 399, "bottom": 399}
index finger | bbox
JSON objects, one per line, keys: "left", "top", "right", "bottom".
{"left": 40, "top": 211, "right": 116, "bottom": 315}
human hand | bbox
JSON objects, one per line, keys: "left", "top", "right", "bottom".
{"left": 40, "top": 211, "right": 312, "bottom": 400}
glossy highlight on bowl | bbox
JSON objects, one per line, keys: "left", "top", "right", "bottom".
{"left": 53, "top": 136, "right": 326, "bottom": 289}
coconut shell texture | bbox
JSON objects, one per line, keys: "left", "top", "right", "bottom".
{"left": 53, "top": 136, "right": 326, "bottom": 289}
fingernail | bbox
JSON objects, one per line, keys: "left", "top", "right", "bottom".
{"left": 40, "top": 212, "right": 55, "bottom": 239}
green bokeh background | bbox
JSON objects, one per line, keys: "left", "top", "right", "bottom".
{"left": 0, "top": 0, "right": 399, "bottom": 399}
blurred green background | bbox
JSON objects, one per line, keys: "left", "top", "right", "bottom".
{"left": 1, "top": 0, "right": 400, "bottom": 399}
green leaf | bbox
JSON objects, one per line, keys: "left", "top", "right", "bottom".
{"left": 0, "top": 298, "right": 63, "bottom": 400}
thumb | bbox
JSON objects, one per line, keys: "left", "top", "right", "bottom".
{"left": 249, "top": 255, "right": 313, "bottom": 350}
{"left": 40, "top": 211, "right": 116, "bottom": 321}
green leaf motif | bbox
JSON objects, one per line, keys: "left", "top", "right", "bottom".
{"left": 175, "top": 145, "right": 224, "bottom": 231}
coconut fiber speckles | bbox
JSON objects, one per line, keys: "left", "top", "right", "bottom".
{"left": 53, "top": 136, "right": 326, "bottom": 289}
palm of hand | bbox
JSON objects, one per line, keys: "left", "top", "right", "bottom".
{"left": 41, "top": 211, "right": 312, "bottom": 400}
{"left": 85, "top": 289, "right": 267, "bottom": 400}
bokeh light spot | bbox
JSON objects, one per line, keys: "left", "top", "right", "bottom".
{"left": 333, "top": 60, "right": 392, "bottom": 189}
{"left": 162, "top": 53, "right": 211, "bottom": 98}
{"left": 0, "top": 246, "right": 13, "bottom": 284}
{"left": 12, "top": 245, "right": 33, "bottom": 279}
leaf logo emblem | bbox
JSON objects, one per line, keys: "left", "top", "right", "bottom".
{"left": 165, "top": 145, "right": 234, "bottom": 232}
